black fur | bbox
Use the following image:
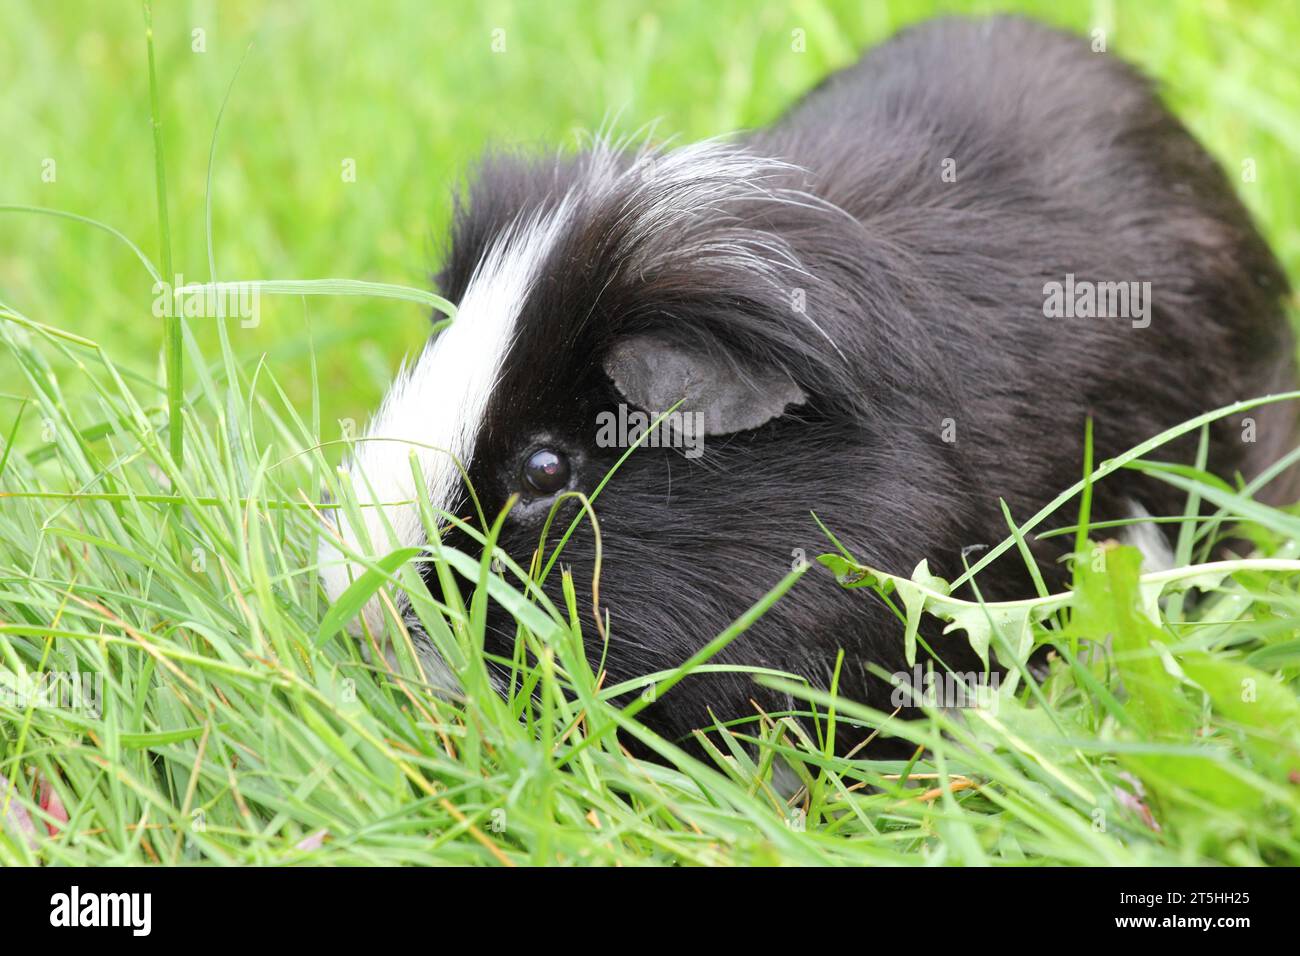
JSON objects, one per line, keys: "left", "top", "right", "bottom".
{"left": 424, "top": 16, "right": 1295, "bottom": 754}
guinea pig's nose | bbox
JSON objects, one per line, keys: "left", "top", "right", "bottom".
{"left": 414, "top": 521, "right": 482, "bottom": 610}
{"left": 417, "top": 561, "right": 450, "bottom": 608}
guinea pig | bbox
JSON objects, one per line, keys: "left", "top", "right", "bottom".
{"left": 321, "top": 15, "right": 1296, "bottom": 754}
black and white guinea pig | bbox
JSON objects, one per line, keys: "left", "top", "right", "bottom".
{"left": 322, "top": 16, "right": 1296, "bottom": 752}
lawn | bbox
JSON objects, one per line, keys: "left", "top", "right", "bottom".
{"left": 1, "top": 0, "right": 1298, "bottom": 865}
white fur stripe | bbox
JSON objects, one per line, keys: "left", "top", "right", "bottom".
{"left": 319, "top": 203, "right": 573, "bottom": 645}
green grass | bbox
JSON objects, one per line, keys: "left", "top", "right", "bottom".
{"left": 1, "top": 0, "right": 1299, "bottom": 865}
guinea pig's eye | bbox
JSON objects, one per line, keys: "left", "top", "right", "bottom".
{"left": 521, "top": 447, "right": 570, "bottom": 495}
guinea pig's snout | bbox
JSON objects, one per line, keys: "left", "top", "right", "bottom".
{"left": 414, "top": 552, "right": 451, "bottom": 608}
{"left": 413, "top": 517, "right": 493, "bottom": 606}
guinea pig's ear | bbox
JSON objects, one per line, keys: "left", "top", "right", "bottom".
{"left": 603, "top": 334, "right": 807, "bottom": 435}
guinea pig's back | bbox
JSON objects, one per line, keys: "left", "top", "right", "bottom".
{"left": 753, "top": 15, "right": 1298, "bottom": 513}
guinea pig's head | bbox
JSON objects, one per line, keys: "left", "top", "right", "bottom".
{"left": 320, "top": 140, "right": 966, "bottom": 748}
